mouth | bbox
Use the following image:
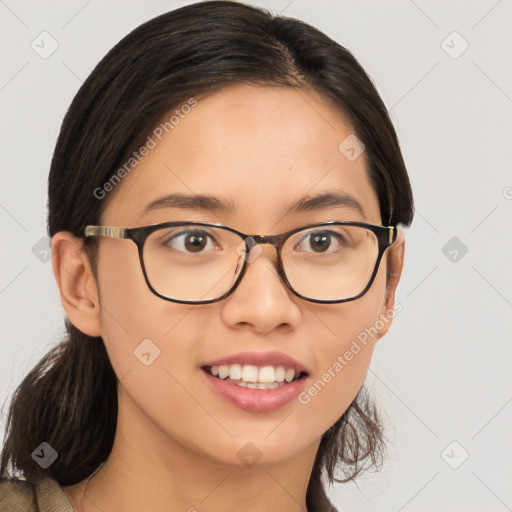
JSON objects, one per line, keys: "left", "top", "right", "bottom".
{"left": 201, "top": 364, "right": 309, "bottom": 390}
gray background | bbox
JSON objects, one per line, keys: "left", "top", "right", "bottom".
{"left": 1, "top": 1, "right": 511, "bottom": 510}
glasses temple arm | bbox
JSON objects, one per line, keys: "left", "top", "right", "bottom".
{"left": 84, "top": 226, "right": 129, "bottom": 239}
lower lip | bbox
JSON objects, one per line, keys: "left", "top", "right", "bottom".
{"left": 202, "top": 370, "right": 308, "bottom": 413}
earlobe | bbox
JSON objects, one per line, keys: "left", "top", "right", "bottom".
{"left": 51, "top": 231, "right": 102, "bottom": 337}
{"left": 376, "top": 227, "right": 406, "bottom": 339}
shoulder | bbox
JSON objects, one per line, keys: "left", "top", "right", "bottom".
{"left": 0, "top": 478, "right": 36, "bottom": 511}
{"left": 0, "top": 476, "right": 74, "bottom": 511}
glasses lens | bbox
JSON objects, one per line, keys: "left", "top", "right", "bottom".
{"left": 282, "top": 225, "right": 379, "bottom": 301}
{"left": 141, "top": 223, "right": 381, "bottom": 303}
{"left": 142, "top": 225, "right": 244, "bottom": 302}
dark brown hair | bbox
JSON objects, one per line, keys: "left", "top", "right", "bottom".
{"left": 0, "top": 2, "right": 413, "bottom": 510}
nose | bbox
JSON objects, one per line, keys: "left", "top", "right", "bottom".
{"left": 219, "top": 244, "right": 302, "bottom": 335}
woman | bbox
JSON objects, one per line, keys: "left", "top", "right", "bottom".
{"left": 0, "top": 1, "right": 413, "bottom": 510}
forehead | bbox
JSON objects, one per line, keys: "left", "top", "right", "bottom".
{"left": 101, "top": 84, "right": 381, "bottom": 228}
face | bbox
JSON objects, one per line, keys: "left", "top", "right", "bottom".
{"left": 69, "top": 84, "right": 402, "bottom": 469}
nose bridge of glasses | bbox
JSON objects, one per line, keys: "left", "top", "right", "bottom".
{"left": 237, "top": 235, "right": 283, "bottom": 268}
{"left": 246, "top": 234, "right": 281, "bottom": 248}
{"left": 243, "top": 234, "right": 284, "bottom": 258}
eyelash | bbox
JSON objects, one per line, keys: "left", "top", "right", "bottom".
{"left": 160, "top": 228, "right": 351, "bottom": 254}
{"left": 162, "top": 229, "right": 219, "bottom": 252}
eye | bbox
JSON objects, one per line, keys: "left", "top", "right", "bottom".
{"left": 164, "top": 230, "right": 218, "bottom": 253}
{"left": 295, "top": 230, "right": 348, "bottom": 254}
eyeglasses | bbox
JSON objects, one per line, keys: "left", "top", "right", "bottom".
{"left": 84, "top": 221, "right": 396, "bottom": 304}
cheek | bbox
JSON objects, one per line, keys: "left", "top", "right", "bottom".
{"left": 298, "top": 263, "right": 388, "bottom": 429}
{"left": 95, "top": 250, "right": 217, "bottom": 451}
{"left": 95, "top": 245, "right": 199, "bottom": 387}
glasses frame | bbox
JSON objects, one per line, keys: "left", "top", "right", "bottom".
{"left": 84, "top": 221, "right": 397, "bottom": 305}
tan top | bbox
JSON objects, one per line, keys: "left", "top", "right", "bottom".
{"left": 0, "top": 476, "right": 74, "bottom": 511}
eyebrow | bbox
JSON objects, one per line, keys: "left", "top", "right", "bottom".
{"left": 142, "top": 191, "right": 366, "bottom": 219}
{"left": 142, "top": 194, "right": 237, "bottom": 216}
{"left": 288, "top": 192, "right": 366, "bottom": 218}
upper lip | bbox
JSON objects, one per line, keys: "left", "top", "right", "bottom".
{"left": 201, "top": 350, "right": 309, "bottom": 375}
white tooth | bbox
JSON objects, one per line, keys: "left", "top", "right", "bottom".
{"left": 275, "top": 366, "right": 286, "bottom": 382}
{"left": 229, "top": 364, "right": 242, "bottom": 380}
{"left": 257, "top": 382, "right": 281, "bottom": 389}
{"left": 246, "top": 382, "right": 259, "bottom": 389}
{"left": 215, "top": 363, "right": 298, "bottom": 384}
{"left": 218, "top": 365, "right": 230, "bottom": 379}
{"left": 236, "top": 381, "right": 248, "bottom": 388}
{"left": 284, "top": 368, "right": 295, "bottom": 383}
{"left": 258, "top": 366, "right": 276, "bottom": 383}
{"left": 242, "top": 365, "right": 259, "bottom": 383}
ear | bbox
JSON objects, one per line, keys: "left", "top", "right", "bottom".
{"left": 51, "top": 231, "right": 102, "bottom": 337}
{"left": 376, "top": 227, "right": 405, "bottom": 339}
